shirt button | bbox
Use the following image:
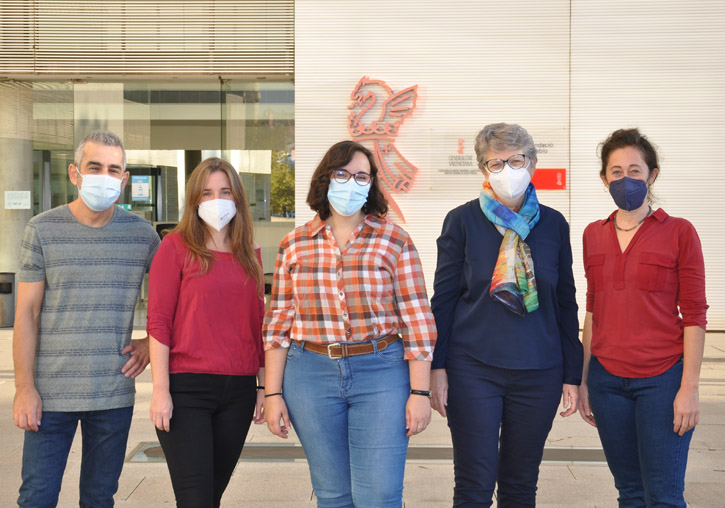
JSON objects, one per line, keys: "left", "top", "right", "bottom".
{"left": 337, "top": 270, "right": 342, "bottom": 278}
{"left": 346, "top": 329, "right": 352, "bottom": 336}
{"left": 339, "top": 291, "right": 345, "bottom": 299}
{"left": 342, "top": 311, "right": 348, "bottom": 319}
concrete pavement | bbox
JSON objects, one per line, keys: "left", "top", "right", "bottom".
{"left": 1, "top": 328, "right": 723, "bottom": 507}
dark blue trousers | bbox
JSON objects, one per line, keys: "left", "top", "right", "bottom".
{"left": 588, "top": 356, "right": 692, "bottom": 508}
{"left": 447, "top": 353, "right": 563, "bottom": 508}
{"left": 19, "top": 406, "right": 133, "bottom": 508}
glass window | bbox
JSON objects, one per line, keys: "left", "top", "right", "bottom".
{"left": 30, "top": 80, "right": 295, "bottom": 223}
{"left": 29, "top": 79, "right": 296, "bottom": 321}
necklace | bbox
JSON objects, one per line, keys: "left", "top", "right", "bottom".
{"left": 614, "top": 207, "right": 651, "bottom": 232}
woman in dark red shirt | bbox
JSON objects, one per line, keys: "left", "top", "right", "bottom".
{"left": 579, "top": 129, "right": 707, "bottom": 507}
{"left": 147, "top": 158, "right": 266, "bottom": 507}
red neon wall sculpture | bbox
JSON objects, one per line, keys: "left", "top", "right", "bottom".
{"left": 348, "top": 77, "right": 419, "bottom": 222}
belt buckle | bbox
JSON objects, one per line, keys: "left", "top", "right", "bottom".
{"left": 327, "top": 343, "right": 343, "bottom": 359}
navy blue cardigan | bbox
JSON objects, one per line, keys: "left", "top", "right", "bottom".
{"left": 431, "top": 199, "right": 582, "bottom": 385}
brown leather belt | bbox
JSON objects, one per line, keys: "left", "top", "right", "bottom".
{"left": 293, "top": 335, "right": 400, "bottom": 359}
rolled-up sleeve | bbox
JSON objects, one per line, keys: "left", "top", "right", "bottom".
{"left": 146, "top": 236, "right": 182, "bottom": 346}
{"left": 393, "top": 236, "right": 437, "bottom": 361}
{"left": 677, "top": 222, "right": 707, "bottom": 329}
{"left": 263, "top": 238, "right": 295, "bottom": 350}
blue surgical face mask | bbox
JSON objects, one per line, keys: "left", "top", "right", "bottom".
{"left": 609, "top": 176, "right": 648, "bottom": 211}
{"left": 327, "top": 179, "right": 370, "bottom": 216}
{"left": 76, "top": 168, "right": 123, "bottom": 212}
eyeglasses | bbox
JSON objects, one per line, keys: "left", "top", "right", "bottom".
{"left": 482, "top": 154, "right": 529, "bottom": 173}
{"left": 331, "top": 168, "right": 372, "bottom": 186}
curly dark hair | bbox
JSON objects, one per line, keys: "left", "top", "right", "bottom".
{"left": 599, "top": 128, "right": 659, "bottom": 178}
{"left": 306, "top": 140, "right": 388, "bottom": 220}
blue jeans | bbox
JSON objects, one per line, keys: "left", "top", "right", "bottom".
{"left": 282, "top": 339, "right": 410, "bottom": 508}
{"left": 18, "top": 406, "right": 133, "bottom": 508}
{"left": 446, "top": 352, "right": 563, "bottom": 508}
{"left": 588, "top": 356, "right": 692, "bottom": 508}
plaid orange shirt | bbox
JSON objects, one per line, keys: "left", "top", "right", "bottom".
{"left": 263, "top": 214, "right": 436, "bottom": 361}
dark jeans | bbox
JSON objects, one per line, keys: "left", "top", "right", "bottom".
{"left": 447, "top": 353, "right": 563, "bottom": 508}
{"left": 588, "top": 356, "right": 692, "bottom": 508}
{"left": 18, "top": 406, "right": 134, "bottom": 508}
{"left": 156, "top": 373, "right": 257, "bottom": 508}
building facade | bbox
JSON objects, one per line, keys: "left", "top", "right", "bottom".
{"left": 2, "top": 0, "right": 724, "bottom": 328}
{"left": 294, "top": 0, "right": 725, "bottom": 329}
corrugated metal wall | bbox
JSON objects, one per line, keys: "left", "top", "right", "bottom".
{"left": 0, "top": 0, "right": 294, "bottom": 77}
{"left": 296, "top": 0, "right": 725, "bottom": 329}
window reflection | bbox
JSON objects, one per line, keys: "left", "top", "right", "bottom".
{"left": 30, "top": 79, "right": 295, "bottom": 324}
{"left": 32, "top": 80, "right": 294, "bottom": 223}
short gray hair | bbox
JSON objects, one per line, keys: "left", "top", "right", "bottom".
{"left": 474, "top": 123, "right": 537, "bottom": 170}
{"left": 74, "top": 130, "right": 126, "bottom": 169}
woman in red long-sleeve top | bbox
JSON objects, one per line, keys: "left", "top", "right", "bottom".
{"left": 579, "top": 129, "right": 707, "bottom": 507}
{"left": 147, "top": 157, "right": 266, "bottom": 508}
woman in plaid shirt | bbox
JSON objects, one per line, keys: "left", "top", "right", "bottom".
{"left": 263, "top": 140, "right": 437, "bottom": 508}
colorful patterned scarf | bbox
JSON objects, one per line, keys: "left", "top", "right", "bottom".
{"left": 479, "top": 182, "right": 540, "bottom": 316}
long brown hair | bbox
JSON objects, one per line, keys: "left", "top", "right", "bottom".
{"left": 172, "top": 157, "right": 263, "bottom": 299}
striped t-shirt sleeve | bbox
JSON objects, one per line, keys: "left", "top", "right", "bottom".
{"left": 145, "top": 232, "right": 161, "bottom": 272}
{"left": 18, "top": 221, "right": 46, "bottom": 283}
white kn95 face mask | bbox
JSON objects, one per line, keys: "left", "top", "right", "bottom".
{"left": 198, "top": 199, "right": 237, "bottom": 232}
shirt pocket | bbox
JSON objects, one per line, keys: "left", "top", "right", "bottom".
{"left": 289, "top": 260, "right": 323, "bottom": 313}
{"left": 584, "top": 253, "right": 606, "bottom": 291}
{"left": 637, "top": 252, "right": 676, "bottom": 292}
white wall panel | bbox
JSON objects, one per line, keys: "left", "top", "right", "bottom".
{"left": 570, "top": 0, "right": 725, "bottom": 329}
{"left": 295, "top": 0, "right": 572, "bottom": 311}
{"left": 296, "top": 0, "right": 724, "bottom": 329}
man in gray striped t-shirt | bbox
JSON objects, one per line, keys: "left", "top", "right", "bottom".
{"left": 13, "top": 131, "right": 160, "bottom": 508}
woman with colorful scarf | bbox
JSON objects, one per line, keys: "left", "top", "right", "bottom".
{"left": 430, "top": 123, "right": 582, "bottom": 507}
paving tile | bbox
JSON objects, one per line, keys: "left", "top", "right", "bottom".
{"left": 403, "top": 463, "right": 454, "bottom": 503}
{"left": 683, "top": 482, "right": 725, "bottom": 508}
{"left": 0, "top": 329, "right": 724, "bottom": 508}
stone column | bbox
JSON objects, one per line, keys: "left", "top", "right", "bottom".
{"left": 0, "top": 81, "right": 34, "bottom": 275}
